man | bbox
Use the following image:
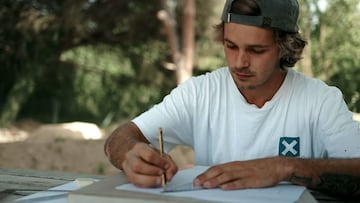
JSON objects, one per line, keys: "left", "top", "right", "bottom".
{"left": 105, "top": 0, "right": 360, "bottom": 198}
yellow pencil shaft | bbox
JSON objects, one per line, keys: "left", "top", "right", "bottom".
{"left": 158, "top": 128, "right": 166, "bottom": 188}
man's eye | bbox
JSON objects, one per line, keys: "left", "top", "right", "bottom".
{"left": 248, "top": 49, "right": 266, "bottom": 54}
{"left": 225, "top": 44, "right": 237, "bottom": 50}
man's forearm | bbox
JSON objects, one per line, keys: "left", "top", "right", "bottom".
{"left": 288, "top": 158, "right": 360, "bottom": 198}
{"left": 104, "top": 122, "right": 149, "bottom": 170}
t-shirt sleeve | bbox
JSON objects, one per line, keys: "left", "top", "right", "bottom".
{"left": 315, "top": 86, "right": 360, "bottom": 158}
{"left": 132, "top": 80, "right": 195, "bottom": 152}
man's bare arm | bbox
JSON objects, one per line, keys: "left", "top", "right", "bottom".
{"left": 104, "top": 121, "right": 149, "bottom": 170}
{"left": 289, "top": 158, "right": 360, "bottom": 198}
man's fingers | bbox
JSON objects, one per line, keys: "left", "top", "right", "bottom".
{"left": 133, "top": 143, "right": 169, "bottom": 169}
{"left": 122, "top": 142, "right": 179, "bottom": 187}
{"left": 193, "top": 161, "right": 280, "bottom": 190}
{"left": 122, "top": 142, "right": 180, "bottom": 188}
{"left": 196, "top": 171, "right": 239, "bottom": 189}
{"left": 194, "top": 165, "right": 254, "bottom": 188}
{"left": 129, "top": 158, "right": 164, "bottom": 175}
{"left": 124, "top": 149, "right": 164, "bottom": 176}
{"left": 164, "top": 155, "right": 178, "bottom": 181}
{"left": 220, "top": 179, "right": 254, "bottom": 190}
{"left": 122, "top": 159, "right": 163, "bottom": 188}
{"left": 194, "top": 166, "right": 223, "bottom": 187}
{"left": 125, "top": 167, "right": 163, "bottom": 187}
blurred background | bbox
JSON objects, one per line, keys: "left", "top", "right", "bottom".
{"left": 0, "top": 0, "right": 359, "bottom": 175}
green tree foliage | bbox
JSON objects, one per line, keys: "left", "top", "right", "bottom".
{"left": 0, "top": 0, "right": 222, "bottom": 126}
{"left": 193, "top": 0, "right": 225, "bottom": 72}
{"left": 0, "top": 0, "right": 359, "bottom": 127}
{"left": 308, "top": 0, "right": 360, "bottom": 112}
{"left": 0, "top": 0, "right": 176, "bottom": 126}
{"left": 0, "top": 1, "right": 57, "bottom": 126}
{"left": 325, "top": 1, "right": 360, "bottom": 112}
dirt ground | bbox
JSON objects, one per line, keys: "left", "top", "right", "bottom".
{"left": 0, "top": 119, "right": 194, "bottom": 175}
{"left": 1, "top": 114, "right": 359, "bottom": 176}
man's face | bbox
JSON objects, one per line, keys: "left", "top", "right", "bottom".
{"left": 224, "top": 23, "right": 282, "bottom": 92}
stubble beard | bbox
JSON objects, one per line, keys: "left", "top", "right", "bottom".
{"left": 237, "top": 80, "right": 262, "bottom": 91}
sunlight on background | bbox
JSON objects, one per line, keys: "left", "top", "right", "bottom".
{"left": 318, "top": 0, "right": 327, "bottom": 12}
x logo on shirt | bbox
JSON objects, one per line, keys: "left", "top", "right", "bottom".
{"left": 279, "top": 137, "right": 300, "bottom": 157}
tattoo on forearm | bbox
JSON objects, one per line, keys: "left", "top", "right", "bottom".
{"left": 290, "top": 173, "right": 360, "bottom": 198}
{"left": 314, "top": 173, "right": 360, "bottom": 198}
{"left": 290, "top": 173, "right": 313, "bottom": 186}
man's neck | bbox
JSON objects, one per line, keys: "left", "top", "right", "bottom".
{"left": 240, "top": 70, "right": 287, "bottom": 108}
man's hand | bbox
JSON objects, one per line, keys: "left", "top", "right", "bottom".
{"left": 104, "top": 122, "right": 178, "bottom": 188}
{"left": 122, "top": 142, "right": 178, "bottom": 188}
{"left": 193, "top": 157, "right": 291, "bottom": 190}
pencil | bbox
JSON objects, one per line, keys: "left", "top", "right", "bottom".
{"left": 158, "top": 128, "right": 166, "bottom": 188}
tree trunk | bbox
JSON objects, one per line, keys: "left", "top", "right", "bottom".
{"left": 300, "top": 29, "right": 313, "bottom": 77}
{"left": 179, "top": 0, "right": 195, "bottom": 84}
{"left": 298, "top": 0, "right": 313, "bottom": 77}
{"left": 0, "top": 76, "right": 34, "bottom": 127}
{"left": 158, "top": 0, "right": 195, "bottom": 84}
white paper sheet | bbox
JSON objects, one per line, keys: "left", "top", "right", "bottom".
{"left": 14, "top": 178, "right": 96, "bottom": 203}
{"left": 14, "top": 166, "right": 308, "bottom": 203}
{"left": 116, "top": 166, "right": 307, "bottom": 203}
{"left": 13, "top": 182, "right": 76, "bottom": 203}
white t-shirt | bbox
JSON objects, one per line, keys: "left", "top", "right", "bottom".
{"left": 133, "top": 68, "right": 360, "bottom": 166}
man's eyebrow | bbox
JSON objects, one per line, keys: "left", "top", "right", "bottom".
{"left": 223, "top": 38, "right": 273, "bottom": 48}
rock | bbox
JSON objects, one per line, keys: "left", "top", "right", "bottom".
{"left": 0, "top": 128, "right": 28, "bottom": 143}
{"left": 28, "top": 122, "right": 104, "bottom": 143}
{"left": 353, "top": 113, "right": 360, "bottom": 123}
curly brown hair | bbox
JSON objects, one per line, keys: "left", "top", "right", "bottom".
{"left": 215, "top": 0, "right": 307, "bottom": 69}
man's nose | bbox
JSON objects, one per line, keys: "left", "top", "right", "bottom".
{"left": 235, "top": 50, "right": 250, "bottom": 68}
